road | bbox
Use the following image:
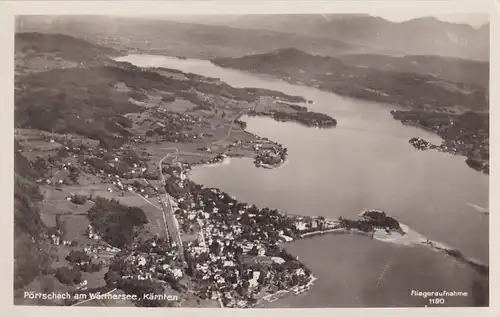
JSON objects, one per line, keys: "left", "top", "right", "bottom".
{"left": 156, "top": 106, "right": 254, "bottom": 259}
{"left": 157, "top": 150, "right": 184, "bottom": 257}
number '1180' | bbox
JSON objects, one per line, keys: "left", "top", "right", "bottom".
{"left": 429, "top": 298, "right": 445, "bottom": 305}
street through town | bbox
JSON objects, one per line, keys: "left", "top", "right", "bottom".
{"left": 156, "top": 106, "right": 252, "bottom": 250}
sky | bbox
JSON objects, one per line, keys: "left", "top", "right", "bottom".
{"left": 162, "top": 12, "right": 489, "bottom": 28}
{"left": 378, "top": 13, "right": 489, "bottom": 26}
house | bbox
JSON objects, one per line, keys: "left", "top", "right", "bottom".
{"left": 295, "top": 268, "right": 305, "bottom": 276}
{"left": 76, "top": 280, "right": 88, "bottom": 290}
{"left": 258, "top": 247, "right": 266, "bottom": 256}
{"left": 216, "top": 275, "right": 225, "bottom": 284}
{"left": 170, "top": 268, "right": 183, "bottom": 279}
{"left": 279, "top": 234, "right": 294, "bottom": 242}
{"left": 51, "top": 235, "right": 60, "bottom": 245}
{"left": 138, "top": 256, "right": 147, "bottom": 266}
{"left": 295, "top": 221, "right": 308, "bottom": 231}
{"left": 248, "top": 278, "right": 259, "bottom": 289}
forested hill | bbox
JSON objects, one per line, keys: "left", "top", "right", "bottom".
{"left": 213, "top": 48, "right": 488, "bottom": 111}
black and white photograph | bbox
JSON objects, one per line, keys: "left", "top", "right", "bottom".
{"left": 10, "top": 1, "right": 492, "bottom": 310}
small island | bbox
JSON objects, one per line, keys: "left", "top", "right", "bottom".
{"left": 409, "top": 137, "right": 441, "bottom": 151}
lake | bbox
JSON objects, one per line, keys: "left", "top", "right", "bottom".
{"left": 116, "top": 54, "right": 489, "bottom": 307}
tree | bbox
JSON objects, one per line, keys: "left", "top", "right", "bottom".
{"left": 240, "top": 213, "right": 251, "bottom": 226}
{"left": 55, "top": 267, "right": 82, "bottom": 285}
{"left": 120, "top": 279, "right": 166, "bottom": 307}
{"left": 66, "top": 250, "right": 90, "bottom": 263}
{"left": 33, "top": 157, "right": 48, "bottom": 175}
{"left": 257, "top": 270, "right": 266, "bottom": 284}
{"left": 248, "top": 246, "right": 259, "bottom": 256}
{"left": 210, "top": 241, "right": 220, "bottom": 256}
{"left": 105, "top": 270, "right": 122, "bottom": 286}
{"left": 291, "top": 274, "right": 299, "bottom": 286}
{"left": 71, "top": 195, "right": 87, "bottom": 205}
{"left": 232, "top": 244, "right": 243, "bottom": 256}
{"left": 69, "top": 171, "right": 79, "bottom": 184}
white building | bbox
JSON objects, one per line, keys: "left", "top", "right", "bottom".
{"left": 137, "top": 256, "right": 147, "bottom": 266}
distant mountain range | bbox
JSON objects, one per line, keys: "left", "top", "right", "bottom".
{"left": 165, "top": 14, "right": 490, "bottom": 61}
{"left": 16, "top": 14, "right": 489, "bottom": 61}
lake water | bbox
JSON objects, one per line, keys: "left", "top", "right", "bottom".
{"left": 117, "top": 54, "right": 489, "bottom": 307}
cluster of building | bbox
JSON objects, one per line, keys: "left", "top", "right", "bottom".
{"left": 66, "top": 249, "right": 105, "bottom": 273}
{"left": 86, "top": 224, "right": 102, "bottom": 241}
{"left": 49, "top": 233, "right": 74, "bottom": 246}
{"left": 148, "top": 109, "right": 204, "bottom": 143}
{"left": 409, "top": 137, "right": 441, "bottom": 151}
{"left": 202, "top": 153, "right": 228, "bottom": 166}
{"left": 112, "top": 244, "right": 185, "bottom": 286}
{"left": 30, "top": 133, "right": 155, "bottom": 191}
{"left": 82, "top": 243, "right": 121, "bottom": 254}
{"left": 163, "top": 175, "right": 323, "bottom": 307}
{"left": 226, "top": 136, "right": 288, "bottom": 168}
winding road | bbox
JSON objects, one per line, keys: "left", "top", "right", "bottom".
{"left": 154, "top": 106, "right": 253, "bottom": 258}
{"left": 157, "top": 149, "right": 183, "bottom": 255}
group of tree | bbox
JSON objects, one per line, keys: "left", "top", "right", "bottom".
{"left": 71, "top": 194, "right": 87, "bottom": 205}
{"left": 87, "top": 197, "right": 148, "bottom": 248}
{"left": 55, "top": 266, "right": 83, "bottom": 286}
{"left": 118, "top": 279, "right": 166, "bottom": 307}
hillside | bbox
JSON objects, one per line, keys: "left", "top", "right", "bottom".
{"left": 16, "top": 32, "right": 119, "bottom": 60}
{"left": 213, "top": 48, "right": 488, "bottom": 111}
{"left": 15, "top": 32, "right": 120, "bottom": 76}
{"left": 14, "top": 145, "right": 50, "bottom": 290}
{"left": 16, "top": 16, "right": 360, "bottom": 59}
{"left": 336, "top": 54, "right": 489, "bottom": 89}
